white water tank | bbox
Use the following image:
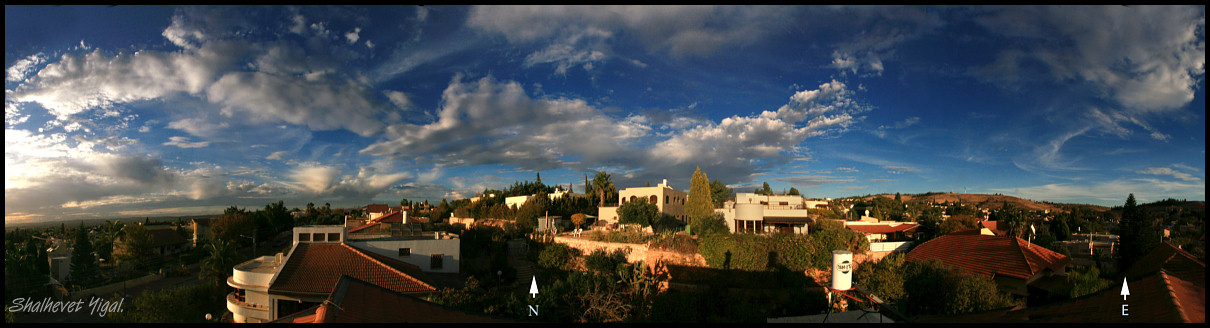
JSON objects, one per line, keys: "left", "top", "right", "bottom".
{"left": 831, "top": 250, "right": 853, "bottom": 291}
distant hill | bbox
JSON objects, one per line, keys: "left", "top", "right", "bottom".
{"left": 857, "top": 192, "right": 1112, "bottom": 213}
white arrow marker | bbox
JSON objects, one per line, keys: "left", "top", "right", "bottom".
{"left": 529, "top": 276, "right": 539, "bottom": 299}
{"left": 1120, "top": 278, "right": 1130, "bottom": 301}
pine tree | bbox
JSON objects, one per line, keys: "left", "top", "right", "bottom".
{"left": 686, "top": 166, "right": 715, "bottom": 231}
{"left": 1117, "top": 193, "right": 1157, "bottom": 271}
{"left": 69, "top": 224, "right": 100, "bottom": 288}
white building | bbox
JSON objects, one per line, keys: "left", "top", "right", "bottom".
{"left": 597, "top": 179, "right": 687, "bottom": 225}
{"left": 715, "top": 193, "right": 815, "bottom": 234}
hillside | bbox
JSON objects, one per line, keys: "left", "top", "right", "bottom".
{"left": 858, "top": 192, "right": 1111, "bottom": 213}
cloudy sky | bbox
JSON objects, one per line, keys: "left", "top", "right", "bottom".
{"left": 5, "top": 5, "right": 1205, "bottom": 224}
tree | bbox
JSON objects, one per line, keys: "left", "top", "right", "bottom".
{"left": 69, "top": 224, "right": 101, "bottom": 288}
{"left": 762, "top": 182, "right": 773, "bottom": 196}
{"left": 211, "top": 209, "right": 255, "bottom": 246}
{"left": 570, "top": 213, "right": 587, "bottom": 228}
{"left": 788, "top": 187, "right": 800, "bottom": 196}
{"left": 264, "top": 200, "right": 291, "bottom": 234}
{"left": 686, "top": 166, "right": 715, "bottom": 230}
{"left": 1117, "top": 193, "right": 1157, "bottom": 271}
{"left": 854, "top": 252, "right": 906, "bottom": 305}
{"left": 618, "top": 198, "right": 658, "bottom": 227}
{"left": 116, "top": 223, "right": 153, "bottom": 270}
{"left": 593, "top": 172, "right": 616, "bottom": 208}
{"left": 709, "top": 179, "right": 732, "bottom": 205}
{"left": 199, "top": 239, "right": 240, "bottom": 285}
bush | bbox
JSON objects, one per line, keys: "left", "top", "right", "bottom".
{"left": 901, "top": 259, "right": 1017, "bottom": 316}
{"left": 649, "top": 232, "right": 698, "bottom": 255}
{"left": 584, "top": 249, "right": 629, "bottom": 277}
{"left": 695, "top": 213, "right": 729, "bottom": 236}
{"left": 538, "top": 243, "right": 573, "bottom": 271}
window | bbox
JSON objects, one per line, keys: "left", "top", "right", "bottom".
{"left": 665, "top": 195, "right": 669, "bottom": 204}
{"left": 398, "top": 248, "right": 411, "bottom": 257}
{"left": 298, "top": 233, "right": 311, "bottom": 242}
{"left": 650, "top": 195, "right": 658, "bottom": 203}
{"left": 328, "top": 233, "right": 340, "bottom": 242}
{"left": 431, "top": 253, "right": 444, "bottom": 270}
{"left": 314, "top": 233, "right": 326, "bottom": 242}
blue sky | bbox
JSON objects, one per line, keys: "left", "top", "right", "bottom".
{"left": 5, "top": 5, "right": 1205, "bottom": 223}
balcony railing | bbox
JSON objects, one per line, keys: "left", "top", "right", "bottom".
{"left": 226, "top": 292, "right": 269, "bottom": 311}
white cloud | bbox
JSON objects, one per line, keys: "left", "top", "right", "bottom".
{"left": 466, "top": 5, "right": 797, "bottom": 58}
{"left": 1137, "top": 167, "right": 1201, "bottom": 182}
{"left": 11, "top": 8, "right": 389, "bottom": 138}
{"left": 266, "top": 151, "right": 290, "bottom": 160}
{"left": 990, "top": 178, "right": 1205, "bottom": 206}
{"left": 974, "top": 6, "right": 1205, "bottom": 112}
{"left": 163, "top": 136, "right": 210, "bottom": 148}
{"left": 345, "top": 27, "right": 361, "bottom": 44}
{"left": 6, "top": 52, "right": 48, "bottom": 83}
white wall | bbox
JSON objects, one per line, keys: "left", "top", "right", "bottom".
{"left": 348, "top": 238, "right": 461, "bottom": 273}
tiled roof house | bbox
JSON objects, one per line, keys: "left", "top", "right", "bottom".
{"left": 905, "top": 233, "right": 1070, "bottom": 297}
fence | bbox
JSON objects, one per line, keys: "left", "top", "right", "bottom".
{"left": 869, "top": 241, "right": 913, "bottom": 253}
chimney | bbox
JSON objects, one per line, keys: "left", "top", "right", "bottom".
{"left": 662, "top": 179, "right": 667, "bottom": 187}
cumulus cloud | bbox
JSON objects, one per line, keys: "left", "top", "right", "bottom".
{"left": 10, "top": 7, "right": 390, "bottom": 137}
{"left": 361, "top": 75, "right": 650, "bottom": 170}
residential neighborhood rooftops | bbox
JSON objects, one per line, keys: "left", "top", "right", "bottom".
{"left": 268, "top": 243, "right": 436, "bottom": 297}
{"left": 905, "top": 234, "right": 1070, "bottom": 280}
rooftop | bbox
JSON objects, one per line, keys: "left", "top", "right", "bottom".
{"left": 905, "top": 234, "right": 1070, "bottom": 280}
{"left": 269, "top": 243, "right": 436, "bottom": 297}
{"left": 846, "top": 223, "right": 919, "bottom": 234}
{"left": 275, "top": 275, "right": 518, "bottom": 323}
{"left": 233, "top": 255, "right": 284, "bottom": 274}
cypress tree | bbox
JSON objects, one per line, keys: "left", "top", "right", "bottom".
{"left": 686, "top": 166, "right": 715, "bottom": 231}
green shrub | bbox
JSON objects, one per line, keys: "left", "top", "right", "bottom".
{"left": 538, "top": 243, "right": 573, "bottom": 270}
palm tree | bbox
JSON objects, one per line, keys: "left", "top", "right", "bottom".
{"left": 199, "top": 239, "right": 241, "bottom": 285}
{"left": 593, "top": 172, "right": 615, "bottom": 208}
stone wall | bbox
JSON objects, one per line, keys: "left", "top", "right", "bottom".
{"left": 552, "top": 236, "right": 707, "bottom": 267}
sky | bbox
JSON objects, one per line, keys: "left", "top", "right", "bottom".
{"left": 4, "top": 5, "right": 1205, "bottom": 224}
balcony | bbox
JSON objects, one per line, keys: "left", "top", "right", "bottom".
{"left": 226, "top": 292, "right": 270, "bottom": 320}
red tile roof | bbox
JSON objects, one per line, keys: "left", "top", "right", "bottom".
{"left": 269, "top": 243, "right": 435, "bottom": 297}
{"left": 347, "top": 222, "right": 381, "bottom": 233}
{"left": 915, "top": 270, "right": 1204, "bottom": 323}
{"left": 1123, "top": 241, "right": 1205, "bottom": 283}
{"left": 846, "top": 223, "right": 918, "bottom": 234}
{"left": 372, "top": 211, "right": 404, "bottom": 224}
{"left": 278, "top": 275, "right": 519, "bottom": 323}
{"left": 905, "top": 234, "right": 1070, "bottom": 280}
